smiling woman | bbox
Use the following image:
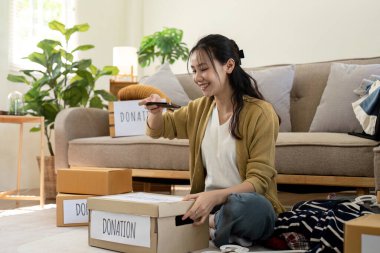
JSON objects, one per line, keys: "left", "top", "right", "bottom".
{"left": 9, "top": 0, "right": 76, "bottom": 70}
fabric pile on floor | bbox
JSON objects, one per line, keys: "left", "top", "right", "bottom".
{"left": 263, "top": 197, "right": 378, "bottom": 253}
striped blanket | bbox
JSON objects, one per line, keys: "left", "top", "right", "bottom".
{"left": 352, "top": 75, "right": 380, "bottom": 136}
{"left": 274, "top": 199, "right": 373, "bottom": 253}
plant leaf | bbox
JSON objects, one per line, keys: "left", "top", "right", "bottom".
{"left": 7, "top": 74, "right": 29, "bottom": 84}
{"left": 65, "top": 23, "right": 90, "bottom": 42}
{"left": 62, "top": 86, "right": 83, "bottom": 107}
{"left": 60, "top": 49, "right": 74, "bottom": 62}
{"left": 74, "top": 23, "right": 90, "bottom": 32}
{"left": 37, "top": 39, "right": 61, "bottom": 52}
{"left": 48, "top": 20, "right": 66, "bottom": 35}
{"left": 89, "top": 95, "right": 103, "bottom": 108}
{"left": 71, "top": 44, "right": 94, "bottom": 53}
{"left": 95, "top": 89, "right": 116, "bottom": 101}
{"left": 27, "top": 52, "right": 47, "bottom": 67}
{"left": 30, "top": 126, "right": 41, "bottom": 132}
{"left": 76, "top": 59, "right": 92, "bottom": 70}
{"left": 96, "top": 66, "right": 119, "bottom": 79}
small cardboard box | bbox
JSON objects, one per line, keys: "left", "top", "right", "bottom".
{"left": 56, "top": 193, "right": 95, "bottom": 227}
{"left": 88, "top": 192, "right": 209, "bottom": 253}
{"left": 377, "top": 191, "right": 380, "bottom": 204}
{"left": 344, "top": 214, "right": 380, "bottom": 253}
{"left": 57, "top": 167, "right": 133, "bottom": 195}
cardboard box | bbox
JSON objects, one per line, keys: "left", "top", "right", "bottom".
{"left": 88, "top": 192, "right": 209, "bottom": 253}
{"left": 57, "top": 167, "right": 132, "bottom": 195}
{"left": 344, "top": 214, "right": 380, "bottom": 253}
{"left": 377, "top": 191, "right": 380, "bottom": 204}
{"left": 56, "top": 193, "right": 95, "bottom": 227}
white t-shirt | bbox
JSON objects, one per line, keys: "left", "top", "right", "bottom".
{"left": 201, "top": 107, "right": 241, "bottom": 192}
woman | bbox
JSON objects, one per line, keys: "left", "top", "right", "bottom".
{"left": 142, "top": 34, "right": 284, "bottom": 247}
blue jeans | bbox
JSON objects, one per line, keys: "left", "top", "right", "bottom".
{"left": 213, "top": 192, "right": 276, "bottom": 247}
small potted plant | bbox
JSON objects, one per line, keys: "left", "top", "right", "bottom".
{"left": 137, "top": 27, "right": 189, "bottom": 67}
{"left": 7, "top": 20, "right": 118, "bottom": 199}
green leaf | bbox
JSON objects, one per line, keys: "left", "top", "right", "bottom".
{"left": 89, "top": 65, "right": 98, "bottom": 75}
{"left": 96, "top": 66, "right": 119, "bottom": 79}
{"left": 95, "top": 89, "right": 117, "bottom": 101}
{"left": 89, "top": 96, "right": 103, "bottom": 108}
{"left": 76, "top": 70, "right": 95, "bottom": 86}
{"left": 74, "top": 23, "right": 90, "bottom": 32}
{"left": 27, "top": 52, "right": 47, "bottom": 67}
{"left": 33, "top": 76, "right": 50, "bottom": 88}
{"left": 7, "top": 74, "right": 29, "bottom": 84}
{"left": 64, "top": 23, "right": 89, "bottom": 42}
{"left": 62, "top": 86, "right": 83, "bottom": 107}
{"left": 20, "top": 70, "right": 43, "bottom": 81}
{"left": 41, "top": 102, "right": 60, "bottom": 123}
{"left": 64, "top": 28, "right": 76, "bottom": 42}
{"left": 60, "top": 49, "right": 74, "bottom": 62}
{"left": 49, "top": 20, "right": 66, "bottom": 35}
{"left": 76, "top": 59, "right": 92, "bottom": 70}
{"left": 30, "top": 126, "right": 41, "bottom": 132}
{"left": 71, "top": 44, "right": 94, "bottom": 53}
{"left": 37, "top": 39, "right": 61, "bottom": 52}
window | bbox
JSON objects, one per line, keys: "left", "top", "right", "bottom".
{"left": 9, "top": 0, "right": 76, "bottom": 70}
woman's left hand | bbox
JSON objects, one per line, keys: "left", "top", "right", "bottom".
{"left": 182, "top": 190, "right": 227, "bottom": 226}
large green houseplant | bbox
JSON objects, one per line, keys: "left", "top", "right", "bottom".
{"left": 137, "top": 27, "right": 189, "bottom": 67}
{"left": 7, "top": 20, "right": 118, "bottom": 156}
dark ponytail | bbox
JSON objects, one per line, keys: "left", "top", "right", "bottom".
{"left": 188, "top": 34, "right": 264, "bottom": 139}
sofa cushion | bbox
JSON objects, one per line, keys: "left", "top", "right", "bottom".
{"left": 68, "top": 132, "right": 378, "bottom": 179}
{"left": 68, "top": 135, "right": 190, "bottom": 170}
{"left": 249, "top": 65, "right": 295, "bottom": 132}
{"left": 140, "top": 63, "right": 191, "bottom": 106}
{"left": 276, "top": 132, "right": 379, "bottom": 177}
{"left": 309, "top": 63, "right": 380, "bottom": 133}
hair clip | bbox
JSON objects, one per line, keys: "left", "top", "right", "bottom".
{"left": 239, "top": 49, "right": 245, "bottom": 59}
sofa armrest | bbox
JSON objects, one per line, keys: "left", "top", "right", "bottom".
{"left": 55, "top": 108, "right": 109, "bottom": 169}
{"left": 374, "top": 146, "right": 380, "bottom": 191}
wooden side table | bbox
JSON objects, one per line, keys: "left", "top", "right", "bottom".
{"left": 109, "top": 79, "right": 138, "bottom": 97}
{"left": 0, "top": 115, "right": 45, "bottom": 207}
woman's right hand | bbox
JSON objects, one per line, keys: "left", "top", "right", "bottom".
{"left": 140, "top": 94, "right": 164, "bottom": 115}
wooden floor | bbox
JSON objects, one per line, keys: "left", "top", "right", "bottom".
{"left": 0, "top": 186, "right": 360, "bottom": 212}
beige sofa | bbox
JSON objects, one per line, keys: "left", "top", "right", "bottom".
{"left": 55, "top": 57, "right": 380, "bottom": 194}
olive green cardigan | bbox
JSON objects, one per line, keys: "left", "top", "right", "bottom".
{"left": 147, "top": 96, "right": 285, "bottom": 214}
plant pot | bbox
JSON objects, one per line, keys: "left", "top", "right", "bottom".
{"left": 37, "top": 155, "right": 57, "bottom": 200}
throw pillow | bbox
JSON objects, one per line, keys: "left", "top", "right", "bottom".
{"left": 309, "top": 63, "right": 380, "bottom": 133}
{"left": 117, "top": 84, "right": 171, "bottom": 103}
{"left": 248, "top": 65, "right": 295, "bottom": 132}
{"left": 139, "top": 63, "right": 191, "bottom": 106}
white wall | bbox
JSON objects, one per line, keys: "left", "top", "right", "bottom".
{"left": 0, "top": 0, "right": 380, "bottom": 190}
{"left": 142, "top": 0, "right": 380, "bottom": 74}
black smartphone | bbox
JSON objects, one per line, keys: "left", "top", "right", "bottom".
{"left": 145, "top": 101, "right": 181, "bottom": 109}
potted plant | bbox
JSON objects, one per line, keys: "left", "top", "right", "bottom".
{"left": 7, "top": 20, "right": 118, "bottom": 157}
{"left": 6, "top": 20, "right": 118, "bottom": 199}
{"left": 137, "top": 27, "right": 189, "bottom": 67}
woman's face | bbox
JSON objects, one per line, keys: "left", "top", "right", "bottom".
{"left": 190, "top": 49, "right": 231, "bottom": 98}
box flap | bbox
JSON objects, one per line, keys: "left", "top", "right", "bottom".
{"left": 87, "top": 193, "right": 190, "bottom": 217}
{"left": 157, "top": 201, "right": 193, "bottom": 217}
{"left": 346, "top": 214, "right": 380, "bottom": 228}
{"left": 88, "top": 196, "right": 159, "bottom": 217}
